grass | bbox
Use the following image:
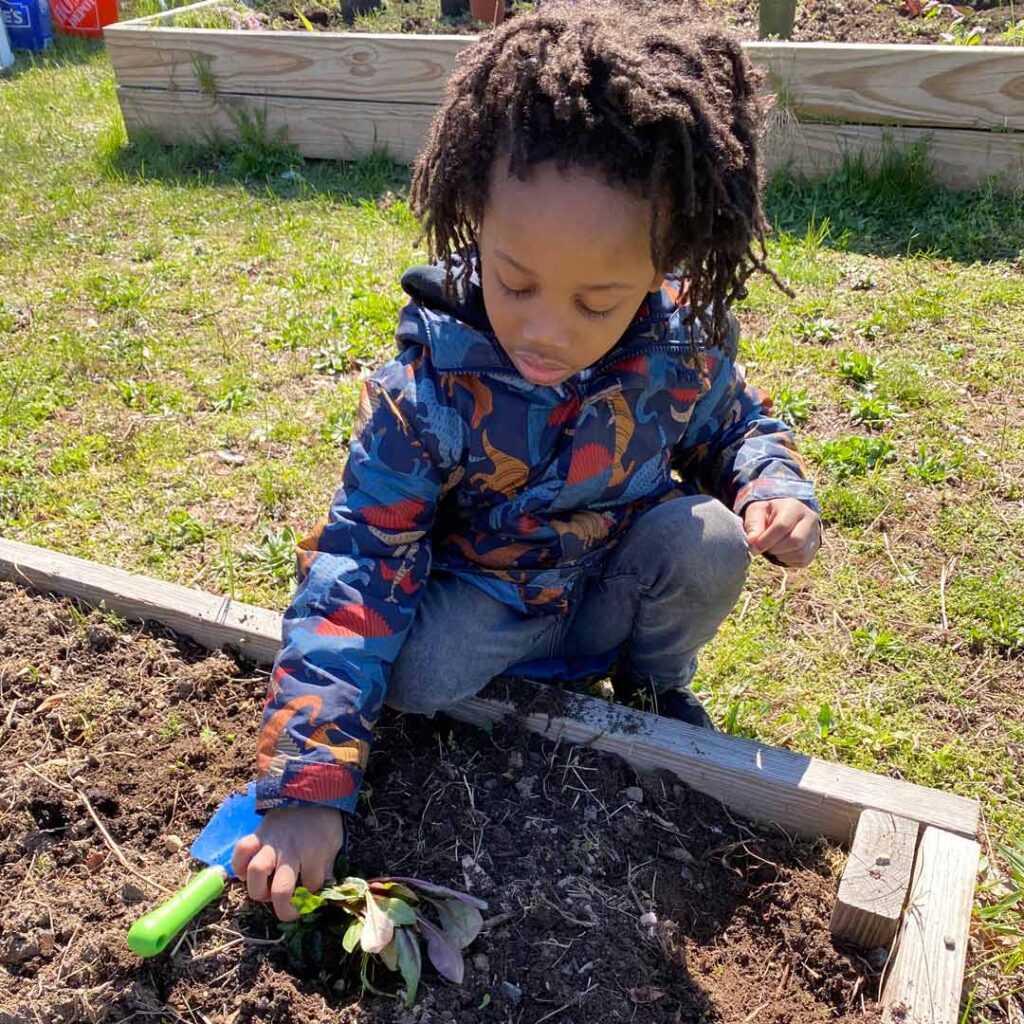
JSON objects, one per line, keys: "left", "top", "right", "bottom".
{"left": 1, "top": 32, "right": 1023, "bottom": 1021}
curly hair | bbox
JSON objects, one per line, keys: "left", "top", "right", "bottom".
{"left": 409, "top": 0, "right": 790, "bottom": 348}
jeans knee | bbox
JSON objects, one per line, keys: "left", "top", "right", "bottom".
{"left": 647, "top": 496, "right": 750, "bottom": 600}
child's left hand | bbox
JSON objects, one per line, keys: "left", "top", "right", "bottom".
{"left": 743, "top": 498, "right": 821, "bottom": 568}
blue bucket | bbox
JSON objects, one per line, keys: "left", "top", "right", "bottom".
{"left": 0, "top": 0, "right": 54, "bottom": 51}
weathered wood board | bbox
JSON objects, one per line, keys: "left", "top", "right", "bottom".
{"left": 0, "top": 538, "right": 980, "bottom": 844}
{"left": 831, "top": 809, "right": 920, "bottom": 949}
{"left": 881, "top": 827, "right": 980, "bottom": 1024}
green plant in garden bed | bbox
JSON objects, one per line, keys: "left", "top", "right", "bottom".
{"left": 286, "top": 875, "right": 487, "bottom": 1003}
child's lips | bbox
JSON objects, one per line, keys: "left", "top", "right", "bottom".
{"left": 514, "top": 353, "right": 572, "bottom": 386}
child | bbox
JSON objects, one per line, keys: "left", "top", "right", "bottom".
{"left": 232, "top": 0, "right": 821, "bottom": 922}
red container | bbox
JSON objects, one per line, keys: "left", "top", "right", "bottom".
{"left": 52, "top": 0, "right": 117, "bottom": 37}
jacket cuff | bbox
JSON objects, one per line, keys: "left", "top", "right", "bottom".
{"left": 733, "top": 478, "right": 820, "bottom": 517}
{"left": 255, "top": 761, "right": 362, "bottom": 814}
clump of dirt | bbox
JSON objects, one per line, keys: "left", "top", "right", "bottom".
{"left": 0, "top": 581, "right": 880, "bottom": 1024}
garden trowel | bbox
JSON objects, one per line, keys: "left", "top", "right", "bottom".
{"left": 126, "top": 783, "right": 262, "bottom": 958}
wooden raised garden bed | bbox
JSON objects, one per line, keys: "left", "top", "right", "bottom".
{"left": 103, "top": 0, "right": 1024, "bottom": 189}
{"left": 0, "top": 535, "right": 983, "bottom": 1024}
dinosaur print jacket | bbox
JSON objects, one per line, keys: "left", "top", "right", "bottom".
{"left": 255, "top": 264, "right": 818, "bottom": 812}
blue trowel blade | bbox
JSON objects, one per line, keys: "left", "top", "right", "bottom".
{"left": 189, "top": 783, "right": 263, "bottom": 877}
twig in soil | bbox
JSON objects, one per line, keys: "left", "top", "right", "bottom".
{"left": 73, "top": 783, "right": 174, "bottom": 894}
{"left": 940, "top": 557, "right": 955, "bottom": 631}
{"left": 741, "top": 1001, "right": 772, "bottom": 1024}
{"left": 209, "top": 923, "right": 285, "bottom": 945}
{"left": 531, "top": 976, "right": 597, "bottom": 1024}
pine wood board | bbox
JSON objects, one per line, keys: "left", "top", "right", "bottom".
{"left": 766, "top": 119, "right": 1024, "bottom": 191}
{"left": 881, "top": 827, "right": 980, "bottom": 1024}
{"left": 0, "top": 538, "right": 980, "bottom": 845}
{"left": 116, "top": 86, "right": 437, "bottom": 163}
{"left": 105, "top": 10, "right": 1024, "bottom": 133}
{"left": 830, "top": 810, "right": 920, "bottom": 950}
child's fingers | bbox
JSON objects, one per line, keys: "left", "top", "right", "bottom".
{"left": 231, "top": 833, "right": 261, "bottom": 880}
{"left": 300, "top": 856, "right": 329, "bottom": 897}
{"left": 270, "top": 858, "right": 300, "bottom": 922}
{"left": 746, "top": 513, "right": 793, "bottom": 554}
{"left": 245, "top": 842, "right": 279, "bottom": 903}
{"left": 743, "top": 501, "right": 770, "bottom": 542}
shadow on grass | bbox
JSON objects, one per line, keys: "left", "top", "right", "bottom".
{"left": 100, "top": 121, "right": 411, "bottom": 208}
{"left": 3, "top": 34, "right": 105, "bottom": 79}
{"left": 765, "top": 143, "right": 1024, "bottom": 264}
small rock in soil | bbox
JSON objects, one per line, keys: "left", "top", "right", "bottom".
{"left": 471, "top": 953, "right": 490, "bottom": 974}
{"left": 500, "top": 982, "right": 523, "bottom": 1003}
{"left": 624, "top": 785, "right": 644, "bottom": 803}
{"left": 85, "top": 624, "right": 117, "bottom": 652}
{"left": 164, "top": 834, "right": 183, "bottom": 854}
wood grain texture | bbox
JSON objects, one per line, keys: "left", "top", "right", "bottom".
{"left": 0, "top": 539, "right": 980, "bottom": 844}
{"left": 881, "top": 827, "right": 980, "bottom": 1024}
{"left": 106, "top": 25, "right": 468, "bottom": 104}
{"left": 766, "top": 118, "right": 1024, "bottom": 191}
{"left": 831, "top": 810, "right": 920, "bottom": 949}
{"left": 104, "top": 19, "right": 1024, "bottom": 132}
{"left": 116, "top": 86, "right": 437, "bottom": 163}
{"left": 749, "top": 42, "right": 1024, "bottom": 131}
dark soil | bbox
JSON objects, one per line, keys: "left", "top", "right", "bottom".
{"left": 0, "top": 581, "right": 882, "bottom": 1024}
{"left": 247, "top": 0, "right": 1022, "bottom": 47}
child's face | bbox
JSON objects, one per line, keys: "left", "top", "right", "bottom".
{"left": 478, "top": 161, "right": 664, "bottom": 387}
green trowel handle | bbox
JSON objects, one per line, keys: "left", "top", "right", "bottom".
{"left": 127, "top": 865, "right": 228, "bottom": 957}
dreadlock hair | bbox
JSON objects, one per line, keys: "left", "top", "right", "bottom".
{"left": 409, "top": 0, "right": 791, "bottom": 352}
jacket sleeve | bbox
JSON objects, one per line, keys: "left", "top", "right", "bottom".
{"left": 255, "top": 355, "right": 456, "bottom": 813}
{"left": 671, "top": 316, "right": 818, "bottom": 515}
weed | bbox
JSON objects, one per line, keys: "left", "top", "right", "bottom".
{"left": 773, "top": 386, "right": 813, "bottom": 427}
{"left": 796, "top": 317, "right": 842, "bottom": 345}
{"left": 815, "top": 435, "right": 897, "bottom": 479}
{"left": 837, "top": 350, "right": 878, "bottom": 386}
{"left": 848, "top": 390, "right": 901, "bottom": 430}
{"left": 906, "top": 445, "right": 963, "bottom": 485}
{"left": 159, "top": 713, "right": 184, "bottom": 741}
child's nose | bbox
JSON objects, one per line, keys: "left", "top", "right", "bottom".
{"left": 521, "top": 315, "right": 572, "bottom": 357}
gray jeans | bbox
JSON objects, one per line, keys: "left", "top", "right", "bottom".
{"left": 386, "top": 495, "right": 750, "bottom": 715}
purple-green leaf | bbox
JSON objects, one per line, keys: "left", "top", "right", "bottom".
{"left": 395, "top": 927, "right": 422, "bottom": 1005}
{"left": 434, "top": 898, "right": 483, "bottom": 950}
{"left": 377, "top": 896, "right": 417, "bottom": 926}
{"left": 361, "top": 891, "right": 395, "bottom": 954}
{"left": 380, "top": 936, "right": 399, "bottom": 972}
{"left": 368, "top": 880, "right": 420, "bottom": 904}
{"left": 386, "top": 877, "right": 488, "bottom": 911}
{"left": 417, "top": 916, "right": 465, "bottom": 984}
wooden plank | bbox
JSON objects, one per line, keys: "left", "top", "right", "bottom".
{"left": 0, "top": 538, "right": 281, "bottom": 664}
{"left": 116, "top": 86, "right": 437, "bottom": 163}
{"left": 831, "top": 810, "right": 920, "bottom": 949}
{"left": 749, "top": 42, "right": 1024, "bottom": 131}
{"left": 103, "top": 24, "right": 1024, "bottom": 132}
{"left": 105, "top": 25, "right": 470, "bottom": 104}
{"left": 881, "top": 827, "right": 980, "bottom": 1024}
{"left": 0, "top": 538, "right": 980, "bottom": 843}
{"left": 766, "top": 119, "right": 1024, "bottom": 191}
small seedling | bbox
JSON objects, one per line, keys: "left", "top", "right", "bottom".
{"left": 837, "top": 350, "right": 877, "bottom": 386}
{"left": 848, "top": 391, "right": 900, "bottom": 430}
{"left": 773, "top": 386, "right": 813, "bottom": 427}
{"left": 816, "top": 435, "right": 896, "bottom": 480}
{"left": 796, "top": 317, "right": 842, "bottom": 346}
{"left": 906, "top": 445, "right": 963, "bottom": 485}
{"left": 287, "top": 876, "right": 488, "bottom": 1005}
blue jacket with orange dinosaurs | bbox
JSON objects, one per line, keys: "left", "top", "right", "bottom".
{"left": 255, "top": 264, "right": 817, "bottom": 811}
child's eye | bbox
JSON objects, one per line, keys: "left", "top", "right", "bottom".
{"left": 578, "top": 301, "right": 614, "bottom": 320}
{"left": 499, "top": 279, "right": 534, "bottom": 299}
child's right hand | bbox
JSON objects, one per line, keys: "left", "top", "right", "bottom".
{"left": 231, "top": 806, "right": 345, "bottom": 922}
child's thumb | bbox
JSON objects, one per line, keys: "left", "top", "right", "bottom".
{"left": 744, "top": 503, "right": 767, "bottom": 539}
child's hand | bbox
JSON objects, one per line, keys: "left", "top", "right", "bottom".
{"left": 231, "top": 806, "right": 345, "bottom": 922}
{"left": 743, "top": 498, "right": 821, "bottom": 568}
